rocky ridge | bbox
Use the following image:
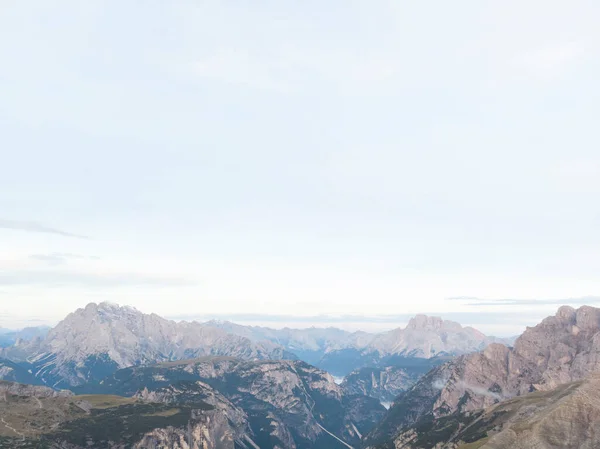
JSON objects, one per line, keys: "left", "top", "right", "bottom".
{"left": 364, "top": 305, "right": 600, "bottom": 447}
{"left": 319, "top": 315, "right": 508, "bottom": 377}
{"left": 0, "top": 379, "right": 248, "bottom": 449}
{"left": 373, "top": 374, "right": 600, "bottom": 449}
{"left": 0, "top": 302, "right": 294, "bottom": 388}
{"left": 84, "top": 357, "right": 387, "bottom": 449}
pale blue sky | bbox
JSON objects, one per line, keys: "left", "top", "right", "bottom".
{"left": 1, "top": 1, "right": 599, "bottom": 335}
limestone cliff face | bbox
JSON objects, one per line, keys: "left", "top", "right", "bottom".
{"left": 92, "top": 357, "right": 387, "bottom": 449}
{"left": 382, "top": 375, "right": 600, "bottom": 449}
{"left": 480, "top": 377, "right": 600, "bottom": 449}
{"left": 364, "top": 305, "right": 600, "bottom": 447}
{"left": 319, "top": 316, "right": 510, "bottom": 377}
{"left": 341, "top": 366, "right": 416, "bottom": 404}
{"left": 0, "top": 302, "right": 292, "bottom": 388}
{"left": 134, "top": 409, "right": 250, "bottom": 449}
{"left": 134, "top": 380, "right": 253, "bottom": 446}
{"left": 365, "top": 315, "right": 507, "bottom": 359}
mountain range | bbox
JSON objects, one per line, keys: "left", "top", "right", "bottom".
{"left": 0, "top": 358, "right": 387, "bottom": 449}
{"left": 204, "top": 314, "right": 514, "bottom": 377}
{"left": 363, "top": 305, "right": 600, "bottom": 448}
{"left": 1, "top": 304, "right": 600, "bottom": 448}
{"left": 0, "top": 302, "right": 510, "bottom": 392}
{"left": 0, "top": 325, "right": 50, "bottom": 348}
{"left": 1, "top": 302, "right": 293, "bottom": 388}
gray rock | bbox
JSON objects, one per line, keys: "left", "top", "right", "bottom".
{"left": 1, "top": 302, "right": 293, "bottom": 387}
{"left": 341, "top": 366, "right": 416, "bottom": 404}
{"left": 364, "top": 305, "right": 600, "bottom": 447}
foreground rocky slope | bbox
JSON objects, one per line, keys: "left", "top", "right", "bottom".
{"left": 0, "top": 379, "right": 253, "bottom": 449}
{"left": 364, "top": 305, "right": 600, "bottom": 447}
{"left": 83, "top": 357, "right": 387, "bottom": 449}
{"left": 0, "top": 302, "right": 293, "bottom": 388}
{"left": 372, "top": 374, "right": 600, "bottom": 449}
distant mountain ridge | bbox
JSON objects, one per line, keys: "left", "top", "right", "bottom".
{"left": 0, "top": 302, "right": 514, "bottom": 390}
{"left": 203, "top": 320, "right": 374, "bottom": 365}
{"left": 366, "top": 314, "right": 507, "bottom": 358}
{"left": 0, "top": 302, "right": 294, "bottom": 388}
{"left": 0, "top": 326, "right": 50, "bottom": 347}
{"left": 205, "top": 315, "right": 513, "bottom": 377}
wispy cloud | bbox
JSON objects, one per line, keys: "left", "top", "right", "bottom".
{"left": 0, "top": 219, "right": 90, "bottom": 240}
{"left": 518, "top": 42, "right": 585, "bottom": 78}
{"left": 491, "top": 41, "right": 589, "bottom": 85}
{"left": 192, "top": 42, "right": 403, "bottom": 95}
{"left": 447, "top": 296, "right": 600, "bottom": 307}
{"left": 29, "top": 253, "right": 100, "bottom": 266}
{"left": 166, "top": 311, "right": 542, "bottom": 327}
{"left": 0, "top": 269, "right": 194, "bottom": 288}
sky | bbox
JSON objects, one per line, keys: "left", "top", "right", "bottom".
{"left": 1, "top": 1, "right": 599, "bottom": 336}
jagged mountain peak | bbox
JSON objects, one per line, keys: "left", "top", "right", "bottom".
{"left": 365, "top": 314, "right": 495, "bottom": 359}
{"left": 56, "top": 302, "right": 145, "bottom": 330}
{"left": 406, "top": 314, "right": 443, "bottom": 329}
{"left": 556, "top": 304, "right": 577, "bottom": 320}
{"left": 2, "top": 302, "right": 293, "bottom": 388}
{"left": 405, "top": 314, "right": 461, "bottom": 331}
{"left": 81, "top": 301, "right": 141, "bottom": 316}
{"left": 525, "top": 304, "right": 600, "bottom": 332}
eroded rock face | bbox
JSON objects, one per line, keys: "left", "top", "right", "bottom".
{"left": 382, "top": 375, "right": 600, "bottom": 449}
{"left": 366, "top": 315, "right": 508, "bottom": 359}
{"left": 319, "top": 316, "right": 511, "bottom": 377}
{"left": 135, "top": 380, "right": 257, "bottom": 447}
{"left": 91, "top": 357, "right": 386, "bottom": 449}
{"left": 341, "top": 366, "right": 416, "bottom": 404}
{"left": 134, "top": 409, "right": 247, "bottom": 449}
{"left": 481, "top": 378, "right": 600, "bottom": 449}
{"left": 193, "top": 360, "right": 386, "bottom": 448}
{"left": 364, "top": 305, "right": 600, "bottom": 447}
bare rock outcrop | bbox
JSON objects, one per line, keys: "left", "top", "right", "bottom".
{"left": 0, "top": 302, "right": 293, "bottom": 387}
{"left": 364, "top": 305, "right": 600, "bottom": 447}
{"left": 385, "top": 375, "right": 600, "bottom": 449}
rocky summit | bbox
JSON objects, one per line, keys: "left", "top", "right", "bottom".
{"left": 0, "top": 302, "right": 294, "bottom": 388}
{"left": 366, "top": 315, "right": 504, "bottom": 359}
{"left": 312, "top": 316, "right": 508, "bottom": 377}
